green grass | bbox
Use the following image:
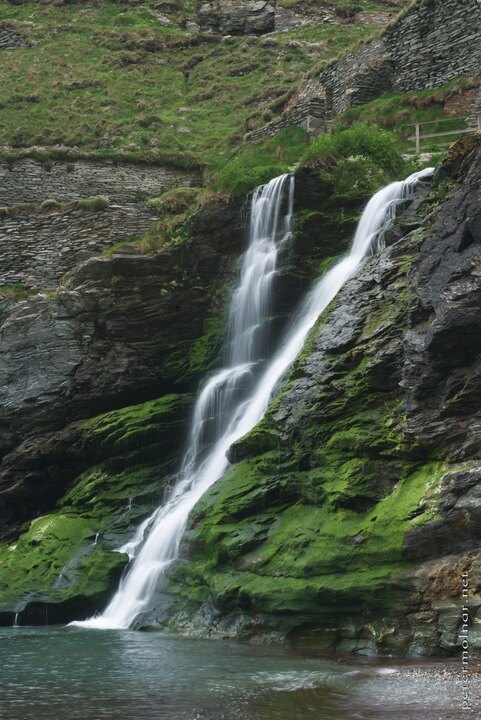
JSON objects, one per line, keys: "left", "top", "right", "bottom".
{"left": 78, "top": 196, "right": 109, "bottom": 211}
{"left": 0, "top": 284, "right": 39, "bottom": 299}
{"left": 335, "top": 77, "right": 480, "bottom": 152}
{"left": 0, "top": 1, "right": 406, "bottom": 170}
{"left": 278, "top": 0, "right": 407, "bottom": 12}
{"left": 211, "top": 126, "right": 310, "bottom": 195}
{"left": 0, "top": 139, "right": 202, "bottom": 171}
{"left": 211, "top": 122, "right": 406, "bottom": 197}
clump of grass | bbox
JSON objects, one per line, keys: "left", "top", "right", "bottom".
{"left": 139, "top": 187, "right": 206, "bottom": 252}
{"left": 0, "top": 284, "right": 39, "bottom": 300}
{"left": 210, "top": 126, "right": 310, "bottom": 196}
{"left": 302, "top": 122, "right": 405, "bottom": 176}
{"left": 41, "top": 199, "right": 61, "bottom": 210}
{"left": 147, "top": 187, "right": 200, "bottom": 214}
{"left": 78, "top": 195, "right": 109, "bottom": 212}
{"left": 296, "top": 124, "right": 407, "bottom": 205}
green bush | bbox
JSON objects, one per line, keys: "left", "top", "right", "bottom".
{"left": 78, "top": 195, "right": 110, "bottom": 211}
{"left": 212, "top": 124, "right": 405, "bottom": 198}
{"left": 319, "top": 155, "right": 393, "bottom": 203}
{"left": 147, "top": 187, "right": 200, "bottom": 215}
{"left": 302, "top": 123, "right": 405, "bottom": 178}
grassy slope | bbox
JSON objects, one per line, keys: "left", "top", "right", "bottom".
{"left": 337, "top": 77, "right": 480, "bottom": 153}
{"left": 0, "top": 0, "right": 405, "bottom": 166}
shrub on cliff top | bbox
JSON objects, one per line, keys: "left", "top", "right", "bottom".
{"left": 302, "top": 123, "right": 404, "bottom": 177}
{"left": 300, "top": 124, "right": 406, "bottom": 204}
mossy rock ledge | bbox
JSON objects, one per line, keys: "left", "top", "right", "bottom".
{"left": 0, "top": 393, "right": 193, "bottom": 624}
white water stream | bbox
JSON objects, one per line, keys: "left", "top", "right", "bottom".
{"left": 72, "top": 167, "right": 432, "bottom": 630}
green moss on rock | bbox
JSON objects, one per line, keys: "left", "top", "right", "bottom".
{"left": 0, "top": 392, "right": 192, "bottom": 618}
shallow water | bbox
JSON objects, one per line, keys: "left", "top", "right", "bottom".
{"left": 0, "top": 628, "right": 478, "bottom": 720}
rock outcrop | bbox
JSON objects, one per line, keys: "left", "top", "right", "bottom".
{"left": 0, "top": 196, "right": 245, "bottom": 537}
{"left": 198, "top": 1, "right": 275, "bottom": 35}
{"left": 0, "top": 155, "right": 372, "bottom": 624}
{"left": 0, "top": 26, "right": 30, "bottom": 50}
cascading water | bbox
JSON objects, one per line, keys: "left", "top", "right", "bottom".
{"left": 72, "top": 173, "right": 295, "bottom": 630}
{"left": 72, "top": 166, "right": 432, "bottom": 631}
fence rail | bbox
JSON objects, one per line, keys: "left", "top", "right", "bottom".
{"left": 408, "top": 115, "right": 481, "bottom": 153}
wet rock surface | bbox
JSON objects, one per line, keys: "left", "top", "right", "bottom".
{"left": 161, "top": 138, "right": 481, "bottom": 656}
{"left": 0, "top": 196, "right": 244, "bottom": 539}
{"left": 3, "top": 137, "right": 481, "bottom": 651}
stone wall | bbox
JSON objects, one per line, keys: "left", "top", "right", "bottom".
{"left": 444, "top": 86, "right": 480, "bottom": 118}
{"left": 469, "top": 86, "right": 481, "bottom": 128}
{"left": 245, "top": 96, "right": 326, "bottom": 142}
{"left": 0, "top": 27, "right": 29, "bottom": 50}
{"left": 0, "top": 158, "right": 200, "bottom": 207}
{"left": 387, "top": 0, "right": 481, "bottom": 93}
{"left": 249, "top": 0, "right": 481, "bottom": 141}
{"left": 0, "top": 204, "right": 157, "bottom": 289}
{"left": 320, "top": 38, "right": 393, "bottom": 116}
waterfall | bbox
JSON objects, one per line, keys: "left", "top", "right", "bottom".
{"left": 71, "top": 167, "right": 432, "bottom": 631}
{"left": 71, "top": 173, "right": 295, "bottom": 630}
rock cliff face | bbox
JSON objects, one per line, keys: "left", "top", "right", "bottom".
{"left": 2, "top": 137, "right": 481, "bottom": 656}
{"left": 0, "top": 169, "right": 353, "bottom": 623}
{"left": 155, "top": 136, "right": 481, "bottom": 656}
{"left": 0, "top": 197, "right": 245, "bottom": 540}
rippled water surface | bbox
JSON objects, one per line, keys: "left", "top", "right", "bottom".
{"left": 0, "top": 628, "right": 478, "bottom": 719}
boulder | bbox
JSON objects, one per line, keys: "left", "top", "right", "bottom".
{"left": 198, "top": 1, "right": 275, "bottom": 35}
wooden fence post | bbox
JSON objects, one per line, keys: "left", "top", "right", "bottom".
{"left": 415, "top": 123, "right": 421, "bottom": 153}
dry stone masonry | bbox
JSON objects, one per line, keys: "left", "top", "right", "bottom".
{"left": 0, "top": 27, "right": 30, "bottom": 50}
{"left": 0, "top": 158, "right": 200, "bottom": 207}
{"left": 0, "top": 204, "right": 157, "bottom": 289}
{"left": 248, "top": 0, "right": 481, "bottom": 141}
{"left": 0, "top": 157, "right": 200, "bottom": 289}
{"left": 247, "top": 95, "right": 328, "bottom": 142}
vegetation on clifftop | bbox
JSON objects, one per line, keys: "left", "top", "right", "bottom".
{"left": 336, "top": 76, "right": 480, "bottom": 153}
{"left": 213, "top": 123, "right": 406, "bottom": 196}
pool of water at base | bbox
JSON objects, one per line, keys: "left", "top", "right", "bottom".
{"left": 0, "top": 627, "right": 479, "bottom": 720}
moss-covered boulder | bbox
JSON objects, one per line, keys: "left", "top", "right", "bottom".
{"left": 0, "top": 393, "right": 192, "bottom": 624}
